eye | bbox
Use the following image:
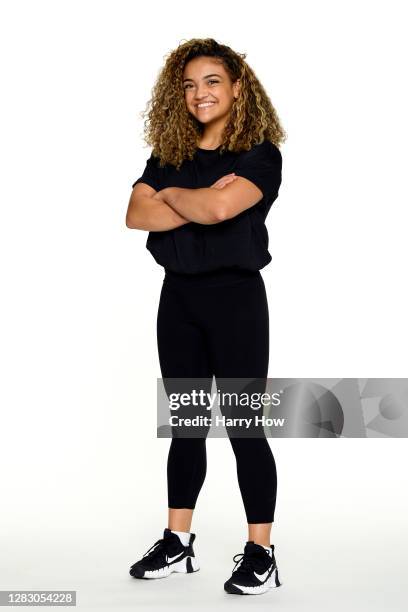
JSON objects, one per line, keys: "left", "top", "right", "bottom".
{"left": 184, "top": 80, "right": 219, "bottom": 90}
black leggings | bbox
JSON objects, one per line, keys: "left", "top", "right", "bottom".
{"left": 156, "top": 267, "right": 277, "bottom": 524}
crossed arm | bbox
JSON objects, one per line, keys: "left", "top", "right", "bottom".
{"left": 125, "top": 174, "right": 264, "bottom": 231}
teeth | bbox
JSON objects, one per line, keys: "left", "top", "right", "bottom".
{"left": 197, "top": 102, "right": 215, "bottom": 108}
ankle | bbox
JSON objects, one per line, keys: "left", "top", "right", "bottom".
{"left": 168, "top": 529, "right": 191, "bottom": 547}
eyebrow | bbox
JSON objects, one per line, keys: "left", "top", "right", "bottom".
{"left": 182, "top": 73, "right": 222, "bottom": 83}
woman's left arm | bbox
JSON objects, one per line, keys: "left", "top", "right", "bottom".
{"left": 159, "top": 142, "right": 282, "bottom": 223}
{"left": 156, "top": 187, "right": 226, "bottom": 225}
{"left": 157, "top": 179, "right": 262, "bottom": 224}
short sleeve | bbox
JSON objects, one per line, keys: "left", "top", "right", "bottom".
{"left": 131, "top": 152, "right": 162, "bottom": 191}
{"left": 233, "top": 140, "right": 282, "bottom": 203}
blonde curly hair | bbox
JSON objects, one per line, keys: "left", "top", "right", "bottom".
{"left": 138, "top": 37, "right": 287, "bottom": 170}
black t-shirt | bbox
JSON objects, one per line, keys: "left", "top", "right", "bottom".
{"left": 131, "top": 140, "right": 282, "bottom": 274}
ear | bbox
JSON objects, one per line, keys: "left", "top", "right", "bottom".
{"left": 233, "top": 79, "right": 241, "bottom": 99}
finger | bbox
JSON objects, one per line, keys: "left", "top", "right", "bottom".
{"left": 219, "top": 176, "right": 238, "bottom": 187}
{"left": 210, "top": 174, "right": 237, "bottom": 189}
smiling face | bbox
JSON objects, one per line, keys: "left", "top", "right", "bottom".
{"left": 183, "top": 56, "right": 240, "bottom": 129}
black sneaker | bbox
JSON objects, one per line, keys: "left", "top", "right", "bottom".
{"left": 129, "top": 528, "right": 199, "bottom": 579}
{"left": 224, "top": 541, "right": 282, "bottom": 595}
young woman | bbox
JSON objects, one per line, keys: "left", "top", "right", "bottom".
{"left": 126, "top": 38, "right": 286, "bottom": 596}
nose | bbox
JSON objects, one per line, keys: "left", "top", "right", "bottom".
{"left": 194, "top": 85, "right": 210, "bottom": 100}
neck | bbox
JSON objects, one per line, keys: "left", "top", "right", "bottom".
{"left": 199, "top": 117, "right": 228, "bottom": 149}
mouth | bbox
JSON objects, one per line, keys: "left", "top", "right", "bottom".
{"left": 195, "top": 102, "right": 217, "bottom": 110}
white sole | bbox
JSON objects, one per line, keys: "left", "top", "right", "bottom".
{"left": 142, "top": 555, "right": 200, "bottom": 579}
{"left": 229, "top": 567, "right": 282, "bottom": 595}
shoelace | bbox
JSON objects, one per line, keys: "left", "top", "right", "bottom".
{"left": 232, "top": 551, "right": 268, "bottom": 576}
{"left": 141, "top": 537, "right": 182, "bottom": 569}
{"left": 140, "top": 539, "right": 168, "bottom": 568}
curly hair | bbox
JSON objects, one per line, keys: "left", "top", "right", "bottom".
{"left": 138, "top": 38, "right": 287, "bottom": 170}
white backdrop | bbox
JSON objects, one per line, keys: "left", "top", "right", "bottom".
{"left": 0, "top": 1, "right": 407, "bottom": 610}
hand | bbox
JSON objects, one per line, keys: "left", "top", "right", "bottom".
{"left": 210, "top": 173, "right": 238, "bottom": 190}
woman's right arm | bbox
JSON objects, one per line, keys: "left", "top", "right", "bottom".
{"left": 126, "top": 183, "right": 189, "bottom": 231}
{"left": 126, "top": 174, "right": 238, "bottom": 231}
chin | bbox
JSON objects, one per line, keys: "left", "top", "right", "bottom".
{"left": 191, "top": 111, "right": 224, "bottom": 124}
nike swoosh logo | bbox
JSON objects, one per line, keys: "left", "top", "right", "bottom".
{"left": 166, "top": 552, "right": 185, "bottom": 564}
{"left": 254, "top": 566, "right": 274, "bottom": 583}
